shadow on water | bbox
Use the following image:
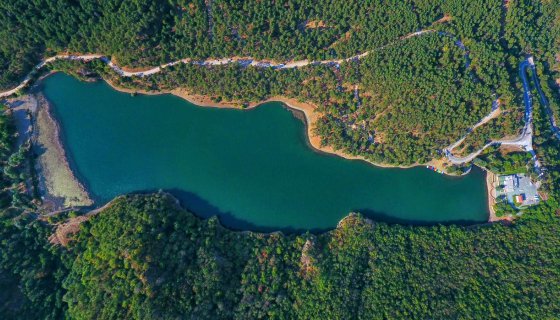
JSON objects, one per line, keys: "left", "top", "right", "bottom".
{"left": 122, "top": 188, "right": 330, "bottom": 233}
{"left": 356, "top": 209, "right": 485, "bottom": 227}
{"left": 164, "top": 188, "right": 330, "bottom": 234}
{"left": 124, "top": 189, "right": 486, "bottom": 234}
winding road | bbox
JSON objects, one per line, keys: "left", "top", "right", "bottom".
{"left": 1, "top": 28, "right": 466, "bottom": 98}
{"left": 3, "top": 29, "right": 551, "bottom": 169}
{"left": 445, "top": 57, "right": 548, "bottom": 172}
{"left": 0, "top": 54, "right": 104, "bottom": 98}
{"left": 12, "top": 26, "right": 551, "bottom": 168}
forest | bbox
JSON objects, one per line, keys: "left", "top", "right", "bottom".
{"left": 0, "top": 0, "right": 507, "bottom": 89}
{"left": 5, "top": 0, "right": 553, "bottom": 168}
{"left": 1, "top": 1, "right": 560, "bottom": 318}
{"left": 1, "top": 193, "right": 559, "bottom": 319}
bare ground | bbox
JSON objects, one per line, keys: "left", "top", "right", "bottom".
{"left": 49, "top": 200, "right": 115, "bottom": 246}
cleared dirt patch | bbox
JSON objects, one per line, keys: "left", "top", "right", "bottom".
{"left": 305, "top": 20, "right": 327, "bottom": 29}
{"left": 433, "top": 14, "right": 452, "bottom": 24}
{"left": 49, "top": 201, "right": 114, "bottom": 246}
{"left": 49, "top": 214, "right": 90, "bottom": 246}
{"left": 329, "top": 29, "right": 354, "bottom": 48}
{"left": 499, "top": 144, "right": 524, "bottom": 155}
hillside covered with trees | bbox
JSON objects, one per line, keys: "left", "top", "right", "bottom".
{"left": 2, "top": 1, "right": 560, "bottom": 318}
{"left": 1, "top": 193, "right": 559, "bottom": 319}
{"left": 4, "top": 0, "right": 556, "bottom": 166}
{"left": 0, "top": 0, "right": 515, "bottom": 88}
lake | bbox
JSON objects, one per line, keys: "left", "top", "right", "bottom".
{"left": 41, "top": 73, "right": 489, "bottom": 231}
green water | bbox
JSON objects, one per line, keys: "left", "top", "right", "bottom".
{"left": 42, "top": 73, "right": 488, "bottom": 231}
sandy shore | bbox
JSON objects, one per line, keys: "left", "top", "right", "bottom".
{"left": 105, "top": 80, "right": 443, "bottom": 170}
{"left": 485, "top": 170, "right": 500, "bottom": 222}
{"left": 4, "top": 95, "right": 37, "bottom": 147}
{"left": 485, "top": 170, "right": 515, "bottom": 222}
{"left": 26, "top": 74, "right": 493, "bottom": 219}
{"left": 34, "top": 93, "right": 93, "bottom": 208}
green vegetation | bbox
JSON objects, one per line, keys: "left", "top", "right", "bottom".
{"left": 1, "top": 1, "right": 560, "bottom": 318}
{"left": 0, "top": 211, "right": 66, "bottom": 319}
{"left": 532, "top": 82, "right": 560, "bottom": 200}
{"left": 1, "top": 193, "right": 559, "bottom": 319}
{"left": 0, "top": 85, "right": 559, "bottom": 319}
{"left": 0, "top": 0, "right": 501, "bottom": 88}
{"left": 493, "top": 201, "right": 518, "bottom": 217}
{"left": 0, "top": 107, "right": 60, "bottom": 319}
{"left": 0, "top": 105, "right": 36, "bottom": 209}
{"left": 474, "top": 150, "right": 533, "bottom": 174}
{"left": 3, "top": 0, "right": 559, "bottom": 166}
{"left": 317, "top": 35, "right": 494, "bottom": 164}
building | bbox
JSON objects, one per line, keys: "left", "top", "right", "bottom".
{"left": 497, "top": 173, "right": 539, "bottom": 208}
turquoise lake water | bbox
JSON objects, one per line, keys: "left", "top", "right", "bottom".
{"left": 41, "top": 73, "right": 489, "bottom": 231}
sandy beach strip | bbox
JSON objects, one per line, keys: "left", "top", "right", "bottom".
{"left": 485, "top": 170, "right": 499, "bottom": 222}
{"left": 34, "top": 93, "right": 93, "bottom": 208}
{"left": 104, "top": 80, "right": 438, "bottom": 170}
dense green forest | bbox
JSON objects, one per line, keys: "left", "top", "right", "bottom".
{"left": 0, "top": 0, "right": 510, "bottom": 89}
{"left": 2, "top": 1, "right": 560, "bottom": 318}
{"left": 474, "top": 150, "right": 533, "bottom": 174}
{"left": 2, "top": 0, "right": 557, "bottom": 89}
{"left": 2, "top": 0, "right": 560, "bottom": 166}
{"left": 1, "top": 193, "right": 559, "bottom": 319}
{"left": 0, "top": 105, "right": 36, "bottom": 210}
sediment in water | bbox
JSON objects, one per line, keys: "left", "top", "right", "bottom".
{"left": 30, "top": 73, "right": 491, "bottom": 221}
{"left": 34, "top": 93, "right": 93, "bottom": 209}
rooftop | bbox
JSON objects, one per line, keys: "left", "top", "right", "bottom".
{"left": 497, "top": 173, "right": 539, "bottom": 208}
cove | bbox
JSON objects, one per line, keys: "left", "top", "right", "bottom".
{"left": 41, "top": 73, "right": 489, "bottom": 231}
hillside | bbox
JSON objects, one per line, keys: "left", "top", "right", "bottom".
{"left": 1, "top": 1, "right": 560, "bottom": 318}
{"left": 2, "top": 0, "right": 559, "bottom": 166}
{"left": 2, "top": 193, "right": 560, "bottom": 319}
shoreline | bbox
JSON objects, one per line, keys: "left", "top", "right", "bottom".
{"left": 33, "top": 92, "right": 93, "bottom": 209}
{"left": 104, "top": 79, "right": 452, "bottom": 171}
{"left": 102, "top": 77, "right": 493, "bottom": 221}
{"left": 27, "top": 73, "right": 492, "bottom": 221}
{"left": 485, "top": 170, "right": 498, "bottom": 221}
{"left": 49, "top": 192, "right": 487, "bottom": 245}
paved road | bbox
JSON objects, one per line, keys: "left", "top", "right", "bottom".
{"left": 446, "top": 58, "right": 541, "bottom": 168}
{"left": 445, "top": 106, "right": 501, "bottom": 152}
{"left": 529, "top": 60, "right": 560, "bottom": 140}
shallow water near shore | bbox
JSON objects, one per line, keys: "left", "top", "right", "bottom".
{"left": 41, "top": 73, "right": 488, "bottom": 231}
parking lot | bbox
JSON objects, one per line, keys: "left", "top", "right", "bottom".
{"left": 497, "top": 173, "right": 540, "bottom": 208}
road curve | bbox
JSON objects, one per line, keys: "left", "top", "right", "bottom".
{"left": 445, "top": 58, "right": 540, "bottom": 166}
{"left": 0, "top": 55, "right": 104, "bottom": 98}
{"left": 1, "top": 28, "right": 473, "bottom": 98}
